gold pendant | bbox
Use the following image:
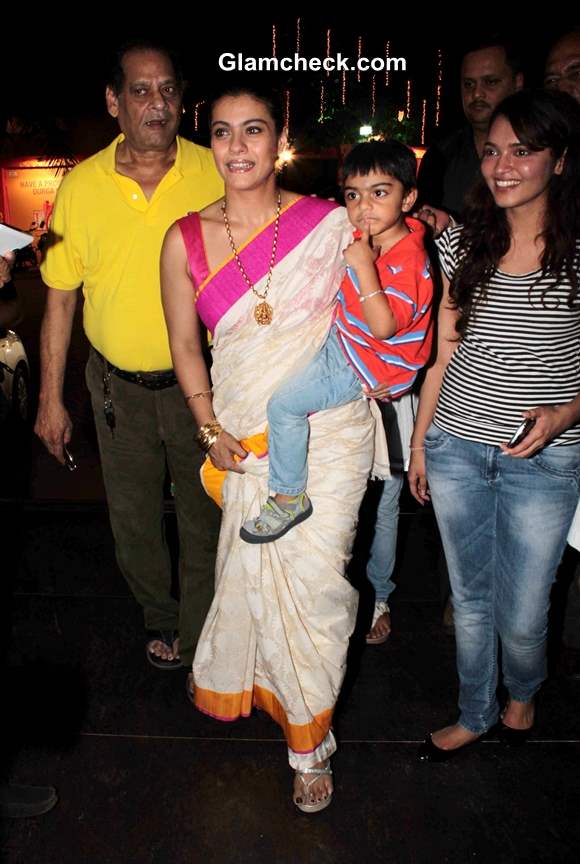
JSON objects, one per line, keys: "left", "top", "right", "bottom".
{"left": 254, "top": 300, "right": 273, "bottom": 325}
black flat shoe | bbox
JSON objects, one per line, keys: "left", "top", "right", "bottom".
{"left": 0, "top": 783, "right": 58, "bottom": 818}
{"left": 497, "top": 722, "right": 533, "bottom": 747}
{"left": 417, "top": 731, "right": 483, "bottom": 763}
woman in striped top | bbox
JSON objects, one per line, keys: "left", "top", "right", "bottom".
{"left": 408, "top": 89, "right": 580, "bottom": 760}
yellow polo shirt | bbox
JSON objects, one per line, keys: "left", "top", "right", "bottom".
{"left": 41, "top": 135, "right": 223, "bottom": 371}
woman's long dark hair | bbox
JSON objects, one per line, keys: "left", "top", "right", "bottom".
{"left": 451, "top": 89, "right": 580, "bottom": 336}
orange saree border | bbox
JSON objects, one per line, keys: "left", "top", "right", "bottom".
{"left": 194, "top": 683, "right": 334, "bottom": 754}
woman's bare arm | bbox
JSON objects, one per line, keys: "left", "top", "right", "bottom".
{"left": 161, "top": 223, "right": 247, "bottom": 472}
{"left": 408, "top": 273, "right": 459, "bottom": 503}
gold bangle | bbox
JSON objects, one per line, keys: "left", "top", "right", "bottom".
{"left": 196, "top": 421, "right": 223, "bottom": 453}
{"left": 410, "top": 446, "right": 425, "bottom": 451}
{"left": 185, "top": 390, "right": 212, "bottom": 403}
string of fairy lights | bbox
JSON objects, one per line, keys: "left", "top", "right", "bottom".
{"left": 285, "top": 23, "right": 442, "bottom": 140}
{"left": 194, "top": 21, "right": 444, "bottom": 145}
{"left": 435, "top": 47, "right": 443, "bottom": 128}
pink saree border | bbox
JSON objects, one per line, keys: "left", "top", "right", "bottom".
{"left": 178, "top": 196, "right": 338, "bottom": 335}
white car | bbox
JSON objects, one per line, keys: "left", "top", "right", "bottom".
{"left": 0, "top": 329, "right": 29, "bottom": 422}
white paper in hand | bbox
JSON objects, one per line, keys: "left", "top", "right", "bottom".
{"left": 0, "top": 224, "right": 33, "bottom": 256}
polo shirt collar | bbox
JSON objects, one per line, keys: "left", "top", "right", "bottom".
{"left": 97, "top": 133, "right": 184, "bottom": 177}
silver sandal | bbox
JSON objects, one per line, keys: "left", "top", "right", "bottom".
{"left": 293, "top": 761, "right": 333, "bottom": 813}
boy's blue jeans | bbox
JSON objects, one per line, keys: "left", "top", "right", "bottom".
{"left": 267, "top": 327, "right": 363, "bottom": 495}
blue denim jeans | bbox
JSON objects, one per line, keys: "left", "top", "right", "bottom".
{"left": 366, "top": 471, "right": 404, "bottom": 602}
{"left": 425, "top": 425, "right": 580, "bottom": 733}
{"left": 267, "top": 327, "right": 363, "bottom": 495}
{"left": 366, "top": 399, "right": 406, "bottom": 602}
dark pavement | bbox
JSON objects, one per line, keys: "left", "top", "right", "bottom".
{"left": 1, "top": 272, "right": 579, "bottom": 863}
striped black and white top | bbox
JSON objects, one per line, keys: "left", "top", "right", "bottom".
{"left": 434, "top": 226, "right": 580, "bottom": 448}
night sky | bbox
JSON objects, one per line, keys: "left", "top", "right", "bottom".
{"left": 1, "top": 17, "right": 577, "bottom": 148}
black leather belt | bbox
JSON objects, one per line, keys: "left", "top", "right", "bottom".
{"left": 92, "top": 348, "right": 177, "bottom": 437}
{"left": 94, "top": 348, "right": 176, "bottom": 390}
{"left": 111, "top": 366, "right": 177, "bottom": 390}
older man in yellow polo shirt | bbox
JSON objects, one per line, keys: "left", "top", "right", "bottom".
{"left": 36, "top": 40, "right": 223, "bottom": 670}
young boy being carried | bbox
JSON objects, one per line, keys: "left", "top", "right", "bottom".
{"left": 240, "top": 140, "right": 434, "bottom": 544}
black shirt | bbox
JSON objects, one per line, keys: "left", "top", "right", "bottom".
{"left": 417, "top": 127, "right": 480, "bottom": 220}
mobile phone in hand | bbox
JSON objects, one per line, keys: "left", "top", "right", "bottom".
{"left": 507, "top": 418, "right": 536, "bottom": 449}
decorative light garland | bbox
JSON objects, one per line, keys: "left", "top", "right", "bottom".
{"left": 193, "top": 101, "right": 205, "bottom": 133}
{"left": 435, "top": 48, "right": 443, "bottom": 127}
{"left": 284, "top": 89, "right": 291, "bottom": 137}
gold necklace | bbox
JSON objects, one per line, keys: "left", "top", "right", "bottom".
{"left": 222, "top": 191, "right": 281, "bottom": 326}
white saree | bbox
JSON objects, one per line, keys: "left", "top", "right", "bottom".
{"left": 180, "top": 197, "right": 375, "bottom": 767}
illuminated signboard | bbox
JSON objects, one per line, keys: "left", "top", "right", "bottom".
{"left": 1, "top": 160, "right": 66, "bottom": 229}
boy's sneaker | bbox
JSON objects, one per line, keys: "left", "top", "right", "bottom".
{"left": 240, "top": 493, "right": 313, "bottom": 544}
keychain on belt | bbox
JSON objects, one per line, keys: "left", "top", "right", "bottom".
{"left": 103, "top": 364, "right": 116, "bottom": 437}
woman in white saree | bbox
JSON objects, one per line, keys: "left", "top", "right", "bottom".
{"left": 161, "top": 87, "right": 375, "bottom": 812}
